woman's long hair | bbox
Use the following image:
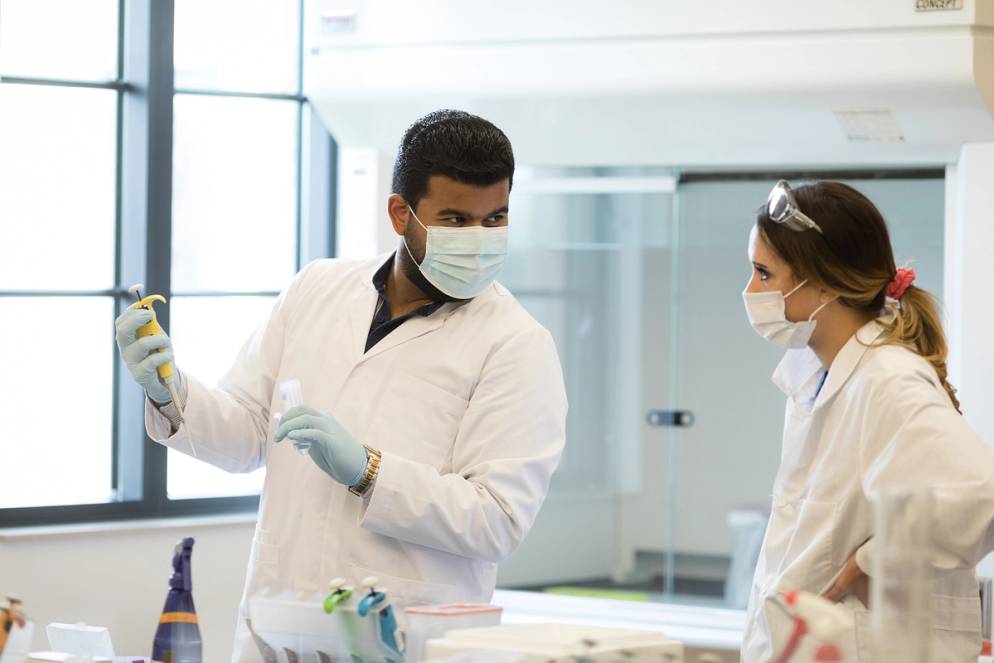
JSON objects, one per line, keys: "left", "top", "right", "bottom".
{"left": 758, "top": 181, "right": 960, "bottom": 413}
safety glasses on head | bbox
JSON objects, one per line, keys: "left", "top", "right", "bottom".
{"left": 763, "top": 180, "right": 823, "bottom": 234}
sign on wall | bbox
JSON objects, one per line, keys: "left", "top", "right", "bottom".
{"left": 915, "top": 0, "right": 964, "bottom": 11}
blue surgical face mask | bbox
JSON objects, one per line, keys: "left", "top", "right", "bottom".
{"left": 403, "top": 206, "right": 509, "bottom": 300}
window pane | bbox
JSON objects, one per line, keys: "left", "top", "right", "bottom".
{"left": 0, "top": 298, "right": 114, "bottom": 508}
{"left": 174, "top": 0, "right": 299, "bottom": 93}
{"left": 0, "top": 85, "right": 116, "bottom": 290}
{"left": 166, "top": 296, "right": 277, "bottom": 499}
{"left": 0, "top": 0, "right": 118, "bottom": 81}
{"left": 172, "top": 95, "right": 298, "bottom": 292}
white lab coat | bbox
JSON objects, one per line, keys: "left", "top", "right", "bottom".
{"left": 144, "top": 255, "right": 568, "bottom": 662}
{"left": 742, "top": 318, "right": 994, "bottom": 663}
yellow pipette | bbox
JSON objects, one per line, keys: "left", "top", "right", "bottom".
{"left": 128, "top": 284, "right": 183, "bottom": 411}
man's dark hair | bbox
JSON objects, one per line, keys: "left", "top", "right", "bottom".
{"left": 392, "top": 110, "right": 514, "bottom": 208}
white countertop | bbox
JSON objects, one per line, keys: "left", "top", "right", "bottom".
{"left": 493, "top": 589, "right": 745, "bottom": 652}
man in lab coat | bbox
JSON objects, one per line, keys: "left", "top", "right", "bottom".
{"left": 115, "top": 110, "right": 568, "bottom": 662}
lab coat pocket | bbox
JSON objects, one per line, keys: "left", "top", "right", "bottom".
{"left": 369, "top": 372, "right": 469, "bottom": 465}
{"left": 932, "top": 594, "right": 982, "bottom": 632}
{"left": 932, "top": 594, "right": 983, "bottom": 663}
{"left": 249, "top": 529, "right": 281, "bottom": 589}
{"left": 399, "top": 372, "right": 469, "bottom": 418}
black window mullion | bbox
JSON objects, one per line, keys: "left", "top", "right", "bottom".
{"left": 294, "top": 101, "right": 304, "bottom": 271}
{"left": 111, "top": 0, "right": 127, "bottom": 496}
{"left": 118, "top": 0, "right": 177, "bottom": 510}
{"left": 170, "top": 290, "right": 282, "bottom": 298}
{"left": 173, "top": 87, "right": 303, "bottom": 102}
{"left": 0, "top": 496, "right": 259, "bottom": 528}
{"left": 299, "top": 104, "right": 337, "bottom": 264}
{"left": 0, "top": 76, "right": 125, "bottom": 90}
{"left": 294, "top": 0, "right": 305, "bottom": 271}
{"left": 0, "top": 290, "right": 123, "bottom": 297}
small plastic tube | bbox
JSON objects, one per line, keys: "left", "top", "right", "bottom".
{"left": 276, "top": 379, "right": 309, "bottom": 455}
{"left": 279, "top": 379, "right": 303, "bottom": 409}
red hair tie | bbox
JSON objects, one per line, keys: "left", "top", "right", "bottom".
{"left": 886, "top": 267, "right": 916, "bottom": 300}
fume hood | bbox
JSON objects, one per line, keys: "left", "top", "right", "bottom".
{"left": 303, "top": 0, "right": 994, "bottom": 167}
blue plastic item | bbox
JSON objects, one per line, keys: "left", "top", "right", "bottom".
{"left": 357, "top": 580, "right": 403, "bottom": 663}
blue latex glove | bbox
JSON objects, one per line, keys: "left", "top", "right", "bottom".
{"left": 274, "top": 406, "right": 369, "bottom": 486}
{"left": 114, "top": 308, "right": 180, "bottom": 404}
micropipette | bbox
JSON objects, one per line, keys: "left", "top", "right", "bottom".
{"left": 128, "top": 284, "right": 183, "bottom": 420}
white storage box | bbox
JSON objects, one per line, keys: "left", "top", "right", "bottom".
{"left": 425, "top": 623, "right": 683, "bottom": 662}
{"left": 404, "top": 604, "right": 502, "bottom": 662}
{"left": 248, "top": 592, "right": 383, "bottom": 661}
{"left": 45, "top": 623, "right": 114, "bottom": 659}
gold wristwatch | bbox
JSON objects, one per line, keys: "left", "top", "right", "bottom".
{"left": 349, "top": 445, "right": 382, "bottom": 497}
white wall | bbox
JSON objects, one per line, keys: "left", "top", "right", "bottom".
{"left": 336, "top": 147, "right": 399, "bottom": 259}
{"left": 945, "top": 142, "right": 994, "bottom": 442}
{"left": 945, "top": 142, "right": 994, "bottom": 581}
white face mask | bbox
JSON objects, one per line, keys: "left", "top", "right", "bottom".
{"left": 742, "top": 280, "right": 832, "bottom": 349}
{"left": 403, "top": 206, "right": 509, "bottom": 300}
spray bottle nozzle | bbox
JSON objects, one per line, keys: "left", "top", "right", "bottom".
{"left": 170, "top": 537, "right": 195, "bottom": 592}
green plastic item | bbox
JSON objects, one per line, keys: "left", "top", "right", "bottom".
{"left": 544, "top": 587, "right": 651, "bottom": 602}
{"left": 324, "top": 588, "right": 354, "bottom": 614}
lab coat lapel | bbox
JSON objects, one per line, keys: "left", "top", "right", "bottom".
{"left": 352, "top": 259, "right": 495, "bottom": 364}
{"left": 346, "top": 288, "right": 378, "bottom": 362}
{"left": 346, "top": 263, "right": 383, "bottom": 363}
{"left": 812, "top": 319, "right": 887, "bottom": 411}
{"left": 358, "top": 305, "right": 453, "bottom": 364}
{"left": 772, "top": 348, "right": 824, "bottom": 404}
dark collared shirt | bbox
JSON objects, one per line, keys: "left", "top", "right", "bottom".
{"left": 366, "top": 255, "right": 444, "bottom": 352}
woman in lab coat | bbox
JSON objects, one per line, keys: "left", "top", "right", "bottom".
{"left": 740, "top": 180, "right": 994, "bottom": 662}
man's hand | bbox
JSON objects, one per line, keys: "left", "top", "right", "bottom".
{"left": 822, "top": 554, "right": 870, "bottom": 608}
{"left": 274, "top": 406, "right": 368, "bottom": 486}
{"left": 115, "top": 308, "right": 179, "bottom": 404}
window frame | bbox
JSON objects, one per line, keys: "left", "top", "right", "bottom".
{"left": 0, "top": 0, "right": 337, "bottom": 528}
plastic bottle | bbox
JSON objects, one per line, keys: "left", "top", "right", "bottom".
{"left": 152, "top": 537, "right": 203, "bottom": 663}
{"left": 0, "top": 595, "right": 27, "bottom": 657}
{"left": 774, "top": 591, "right": 849, "bottom": 663}
{"left": 0, "top": 598, "right": 11, "bottom": 655}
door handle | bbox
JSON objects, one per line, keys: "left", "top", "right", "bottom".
{"left": 646, "top": 410, "right": 695, "bottom": 428}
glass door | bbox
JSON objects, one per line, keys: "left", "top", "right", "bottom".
{"left": 497, "top": 166, "right": 677, "bottom": 591}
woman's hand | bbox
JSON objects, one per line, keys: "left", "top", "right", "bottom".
{"left": 822, "top": 554, "right": 870, "bottom": 608}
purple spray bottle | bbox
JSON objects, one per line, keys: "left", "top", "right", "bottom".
{"left": 152, "top": 537, "right": 202, "bottom": 663}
